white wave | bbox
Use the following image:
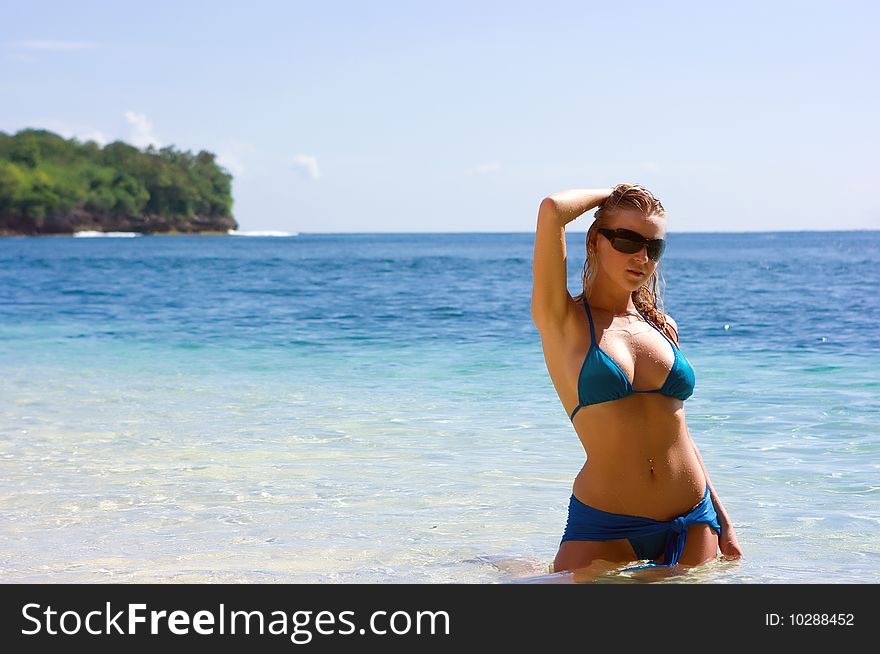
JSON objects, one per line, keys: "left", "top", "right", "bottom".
{"left": 227, "top": 230, "right": 298, "bottom": 237}
{"left": 73, "top": 231, "right": 142, "bottom": 238}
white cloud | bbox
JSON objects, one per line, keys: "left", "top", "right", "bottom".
{"left": 124, "top": 111, "right": 160, "bottom": 149}
{"left": 217, "top": 153, "right": 245, "bottom": 176}
{"left": 640, "top": 161, "right": 659, "bottom": 172}
{"left": 292, "top": 154, "right": 320, "bottom": 180}
{"left": 465, "top": 162, "right": 501, "bottom": 175}
{"left": 11, "top": 40, "right": 96, "bottom": 51}
{"left": 216, "top": 141, "right": 255, "bottom": 178}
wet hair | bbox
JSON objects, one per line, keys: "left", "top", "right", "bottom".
{"left": 575, "top": 183, "right": 679, "bottom": 344}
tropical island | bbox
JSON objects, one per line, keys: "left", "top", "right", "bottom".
{"left": 0, "top": 129, "right": 238, "bottom": 236}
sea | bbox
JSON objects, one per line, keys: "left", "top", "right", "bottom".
{"left": 1, "top": 230, "right": 878, "bottom": 583}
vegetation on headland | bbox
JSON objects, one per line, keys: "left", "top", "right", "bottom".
{"left": 0, "top": 129, "right": 238, "bottom": 235}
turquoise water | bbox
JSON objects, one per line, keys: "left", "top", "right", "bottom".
{"left": 1, "top": 231, "right": 878, "bottom": 583}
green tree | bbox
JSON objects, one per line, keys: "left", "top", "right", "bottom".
{"left": 0, "top": 128, "right": 234, "bottom": 224}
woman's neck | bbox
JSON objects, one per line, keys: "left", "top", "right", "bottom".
{"left": 586, "top": 284, "right": 637, "bottom": 316}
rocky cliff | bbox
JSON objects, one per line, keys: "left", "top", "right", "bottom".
{"left": 0, "top": 209, "right": 238, "bottom": 236}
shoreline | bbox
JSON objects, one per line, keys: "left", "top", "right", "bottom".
{"left": 0, "top": 229, "right": 235, "bottom": 237}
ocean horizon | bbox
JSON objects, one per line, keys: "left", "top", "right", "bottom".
{"left": 6, "top": 228, "right": 875, "bottom": 235}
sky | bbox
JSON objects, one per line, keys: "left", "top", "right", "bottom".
{"left": 2, "top": 0, "right": 878, "bottom": 233}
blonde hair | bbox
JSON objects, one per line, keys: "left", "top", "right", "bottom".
{"left": 575, "top": 183, "right": 679, "bottom": 344}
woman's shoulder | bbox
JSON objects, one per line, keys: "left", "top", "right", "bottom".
{"left": 662, "top": 313, "right": 681, "bottom": 345}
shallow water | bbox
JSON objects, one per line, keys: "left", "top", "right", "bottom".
{"left": 1, "top": 232, "right": 878, "bottom": 582}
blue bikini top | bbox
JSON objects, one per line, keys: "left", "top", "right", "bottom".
{"left": 569, "top": 299, "right": 695, "bottom": 421}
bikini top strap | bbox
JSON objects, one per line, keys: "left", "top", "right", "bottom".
{"left": 637, "top": 308, "right": 679, "bottom": 351}
{"left": 582, "top": 298, "right": 597, "bottom": 345}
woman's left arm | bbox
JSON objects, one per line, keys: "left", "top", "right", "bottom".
{"left": 667, "top": 314, "right": 744, "bottom": 560}
{"left": 686, "top": 425, "right": 744, "bottom": 560}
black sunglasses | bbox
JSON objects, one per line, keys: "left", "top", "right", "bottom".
{"left": 598, "top": 228, "right": 666, "bottom": 262}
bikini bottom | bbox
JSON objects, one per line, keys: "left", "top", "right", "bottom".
{"left": 560, "top": 484, "right": 722, "bottom": 571}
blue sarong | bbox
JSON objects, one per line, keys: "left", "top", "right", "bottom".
{"left": 561, "top": 485, "right": 722, "bottom": 571}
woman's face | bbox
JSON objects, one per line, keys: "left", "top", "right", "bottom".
{"left": 591, "top": 209, "right": 667, "bottom": 292}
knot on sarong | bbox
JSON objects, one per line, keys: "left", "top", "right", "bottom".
{"left": 671, "top": 516, "right": 688, "bottom": 534}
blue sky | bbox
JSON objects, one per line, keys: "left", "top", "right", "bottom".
{"left": 2, "top": 0, "right": 878, "bottom": 232}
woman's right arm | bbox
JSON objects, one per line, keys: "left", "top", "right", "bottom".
{"left": 531, "top": 189, "right": 613, "bottom": 332}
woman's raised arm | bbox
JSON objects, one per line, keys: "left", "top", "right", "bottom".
{"left": 531, "top": 189, "right": 612, "bottom": 332}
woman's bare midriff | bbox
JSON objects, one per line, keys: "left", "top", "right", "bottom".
{"left": 570, "top": 394, "right": 707, "bottom": 520}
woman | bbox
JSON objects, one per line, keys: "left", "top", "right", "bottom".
{"left": 531, "top": 183, "right": 743, "bottom": 577}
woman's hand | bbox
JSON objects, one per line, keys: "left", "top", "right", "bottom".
{"left": 719, "top": 523, "right": 744, "bottom": 560}
{"left": 543, "top": 188, "right": 614, "bottom": 225}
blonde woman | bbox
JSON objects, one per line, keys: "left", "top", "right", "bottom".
{"left": 531, "top": 184, "right": 743, "bottom": 576}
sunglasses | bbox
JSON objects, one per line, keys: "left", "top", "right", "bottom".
{"left": 597, "top": 228, "right": 666, "bottom": 262}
